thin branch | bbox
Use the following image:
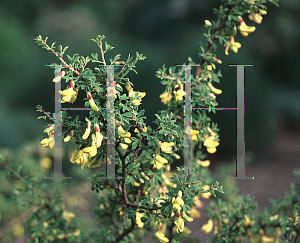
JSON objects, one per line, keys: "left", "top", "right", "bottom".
{"left": 113, "top": 219, "right": 136, "bottom": 243}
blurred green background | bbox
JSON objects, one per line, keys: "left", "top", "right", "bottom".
{"left": 0, "top": 0, "right": 300, "bottom": 242}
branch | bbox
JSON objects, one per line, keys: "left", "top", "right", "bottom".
{"left": 113, "top": 219, "right": 136, "bottom": 243}
{"left": 194, "top": 4, "right": 236, "bottom": 80}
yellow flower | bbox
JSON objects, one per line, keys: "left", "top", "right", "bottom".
{"left": 129, "top": 90, "right": 146, "bottom": 106}
{"left": 59, "top": 81, "right": 77, "bottom": 104}
{"left": 197, "top": 159, "right": 210, "bottom": 167}
{"left": 190, "top": 206, "right": 201, "bottom": 218}
{"left": 73, "top": 229, "right": 81, "bottom": 237}
{"left": 62, "top": 210, "right": 75, "bottom": 223}
{"left": 53, "top": 71, "right": 65, "bottom": 83}
{"left": 41, "top": 131, "right": 55, "bottom": 149}
{"left": 182, "top": 212, "right": 193, "bottom": 222}
{"left": 203, "top": 136, "right": 219, "bottom": 154}
{"left": 262, "top": 236, "right": 275, "bottom": 242}
{"left": 185, "top": 128, "right": 199, "bottom": 141}
{"left": 201, "top": 185, "right": 212, "bottom": 199}
{"left": 94, "top": 124, "right": 103, "bottom": 148}
{"left": 160, "top": 141, "right": 174, "bottom": 153}
{"left": 172, "top": 191, "right": 184, "bottom": 211}
{"left": 82, "top": 118, "right": 91, "bottom": 140}
{"left": 155, "top": 231, "right": 169, "bottom": 243}
{"left": 118, "top": 125, "right": 131, "bottom": 138}
{"left": 159, "top": 91, "right": 172, "bottom": 104}
{"left": 244, "top": 215, "right": 251, "bottom": 226}
{"left": 175, "top": 216, "right": 184, "bottom": 233}
{"left": 82, "top": 144, "right": 97, "bottom": 158}
{"left": 152, "top": 154, "right": 168, "bottom": 169}
{"left": 162, "top": 174, "right": 177, "bottom": 189}
{"left": 208, "top": 82, "right": 222, "bottom": 95}
{"left": 40, "top": 157, "right": 52, "bottom": 169}
{"left": 202, "top": 219, "right": 213, "bottom": 233}
{"left": 225, "top": 36, "right": 242, "bottom": 55}
{"left": 70, "top": 149, "right": 89, "bottom": 169}
{"left": 173, "top": 87, "right": 186, "bottom": 101}
{"left": 64, "top": 130, "right": 73, "bottom": 143}
{"left": 193, "top": 196, "right": 203, "bottom": 208}
{"left": 120, "top": 143, "right": 128, "bottom": 150}
{"left": 239, "top": 17, "right": 256, "bottom": 36}
{"left": 43, "top": 124, "right": 55, "bottom": 133}
{"left": 248, "top": 12, "right": 263, "bottom": 24}
{"left": 136, "top": 212, "right": 145, "bottom": 228}
{"left": 205, "top": 20, "right": 212, "bottom": 26}
{"left": 87, "top": 92, "right": 99, "bottom": 112}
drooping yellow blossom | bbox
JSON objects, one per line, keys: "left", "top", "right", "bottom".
{"left": 225, "top": 36, "right": 242, "bottom": 55}
{"left": 82, "top": 118, "right": 91, "bottom": 140}
{"left": 40, "top": 157, "right": 52, "bottom": 169}
{"left": 152, "top": 154, "right": 168, "bottom": 169}
{"left": 120, "top": 143, "right": 128, "bottom": 150}
{"left": 162, "top": 174, "right": 177, "bottom": 189}
{"left": 190, "top": 206, "right": 201, "bottom": 218}
{"left": 185, "top": 128, "right": 200, "bottom": 141}
{"left": 127, "top": 85, "right": 146, "bottom": 106}
{"left": 94, "top": 123, "right": 103, "bottom": 148}
{"left": 208, "top": 82, "right": 222, "bottom": 95}
{"left": 82, "top": 142, "right": 97, "bottom": 159}
{"left": 197, "top": 159, "right": 210, "bottom": 167}
{"left": 43, "top": 124, "right": 55, "bottom": 133}
{"left": 182, "top": 212, "right": 193, "bottom": 222}
{"left": 41, "top": 130, "right": 55, "bottom": 149}
{"left": 244, "top": 215, "right": 251, "bottom": 226}
{"left": 60, "top": 81, "right": 78, "bottom": 104}
{"left": 136, "top": 212, "right": 145, "bottom": 228}
{"left": 64, "top": 130, "right": 73, "bottom": 143}
{"left": 203, "top": 135, "right": 219, "bottom": 154}
{"left": 155, "top": 231, "right": 169, "bottom": 243}
{"left": 62, "top": 210, "right": 75, "bottom": 223}
{"left": 87, "top": 92, "right": 99, "bottom": 112}
{"left": 73, "top": 229, "right": 81, "bottom": 237}
{"left": 53, "top": 71, "right": 65, "bottom": 83}
{"left": 159, "top": 91, "right": 172, "bottom": 104}
{"left": 175, "top": 215, "right": 184, "bottom": 233}
{"left": 70, "top": 149, "right": 89, "bottom": 169}
{"left": 201, "top": 185, "right": 212, "bottom": 199}
{"left": 117, "top": 125, "right": 131, "bottom": 138}
{"left": 159, "top": 141, "right": 174, "bottom": 153}
{"left": 173, "top": 84, "right": 186, "bottom": 101}
{"left": 202, "top": 219, "right": 213, "bottom": 233}
{"left": 193, "top": 196, "right": 203, "bottom": 208}
{"left": 248, "top": 12, "right": 263, "bottom": 24}
{"left": 238, "top": 16, "right": 256, "bottom": 36}
{"left": 207, "top": 127, "right": 217, "bottom": 136}
{"left": 262, "top": 236, "right": 276, "bottom": 242}
{"left": 204, "top": 20, "right": 212, "bottom": 26}
{"left": 172, "top": 191, "right": 184, "bottom": 211}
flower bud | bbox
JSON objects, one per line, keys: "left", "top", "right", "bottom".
{"left": 259, "top": 9, "right": 267, "bottom": 15}
{"left": 205, "top": 20, "right": 212, "bottom": 26}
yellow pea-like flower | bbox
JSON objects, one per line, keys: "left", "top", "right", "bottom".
{"left": 53, "top": 71, "right": 65, "bottom": 83}
{"left": 225, "top": 36, "right": 242, "bottom": 55}
{"left": 160, "top": 141, "right": 174, "bottom": 153}
{"left": 238, "top": 16, "right": 256, "bottom": 36}
{"left": 87, "top": 92, "right": 99, "bottom": 112}
{"left": 159, "top": 91, "right": 172, "bottom": 104}
{"left": 155, "top": 231, "right": 169, "bottom": 243}
{"left": 175, "top": 216, "right": 184, "bottom": 233}
{"left": 82, "top": 119, "right": 91, "bottom": 140}
{"left": 202, "top": 219, "right": 213, "bottom": 233}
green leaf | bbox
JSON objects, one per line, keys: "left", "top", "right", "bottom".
{"left": 122, "top": 112, "right": 132, "bottom": 118}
